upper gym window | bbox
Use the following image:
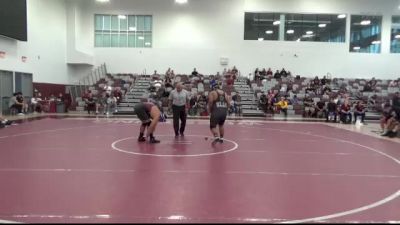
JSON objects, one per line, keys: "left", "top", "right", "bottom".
{"left": 94, "top": 14, "right": 152, "bottom": 48}
{"left": 244, "top": 12, "right": 346, "bottom": 43}
{"left": 350, "top": 15, "right": 382, "bottom": 53}
{"left": 391, "top": 16, "right": 400, "bottom": 53}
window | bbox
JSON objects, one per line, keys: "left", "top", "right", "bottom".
{"left": 391, "top": 16, "right": 400, "bottom": 53}
{"left": 244, "top": 12, "right": 346, "bottom": 43}
{"left": 95, "top": 14, "right": 152, "bottom": 48}
{"left": 244, "top": 13, "right": 280, "bottom": 41}
{"left": 350, "top": 15, "right": 382, "bottom": 53}
{"left": 284, "top": 13, "right": 346, "bottom": 42}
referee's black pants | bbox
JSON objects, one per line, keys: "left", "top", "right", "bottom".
{"left": 172, "top": 105, "right": 187, "bottom": 136}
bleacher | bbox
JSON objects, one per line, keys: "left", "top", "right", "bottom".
{"left": 69, "top": 67, "right": 399, "bottom": 120}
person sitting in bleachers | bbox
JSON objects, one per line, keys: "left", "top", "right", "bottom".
{"left": 254, "top": 71, "right": 261, "bottom": 82}
{"left": 391, "top": 92, "right": 400, "bottom": 121}
{"left": 290, "top": 95, "right": 300, "bottom": 105}
{"left": 232, "top": 93, "right": 241, "bottom": 116}
{"left": 232, "top": 66, "right": 238, "bottom": 75}
{"left": 340, "top": 100, "right": 352, "bottom": 124}
{"left": 31, "top": 92, "right": 43, "bottom": 113}
{"left": 381, "top": 110, "right": 399, "bottom": 138}
{"left": 280, "top": 68, "right": 288, "bottom": 77}
{"left": 353, "top": 101, "right": 367, "bottom": 124}
{"left": 266, "top": 68, "right": 273, "bottom": 77}
{"left": 189, "top": 95, "right": 198, "bottom": 116}
{"left": 10, "top": 92, "right": 27, "bottom": 115}
{"left": 196, "top": 92, "right": 208, "bottom": 116}
{"left": 113, "top": 87, "right": 123, "bottom": 105}
{"left": 314, "top": 100, "right": 326, "bottom": 118}
{"left": 363, "top": 77, "right": 377, "bottom": 92}
{"left": 106, "top": 93, "right": 118, "bottom": 115}
{"left": 259, "top": 92, "right": 267, "bottom": 113}
{"left": 303, "top": 95, "right": 315, "bottom": 117}
{"left": 83, "top": 90, "right": 97, "bottom": 114}
{"left": 275, "top": 96, "right": 289, "bottom": 117}
{"left": 389, "top": 79, "right": 398, "bottom": 88}
{"left": 191, "top": 68, "right": 199, "bottom": 77}
{"left": 326, "top": 98, "right": 338, "bottom": 122}
{"left": 96, "top": 91, "right": 107, "bottom": 115}
{"left": 264, "top": 91, "right": 275, "bottom": 115}
{"left": 273, "top": 70, "right": 281, "bottom": 79}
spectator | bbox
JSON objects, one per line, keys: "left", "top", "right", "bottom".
{"left": 259, "top": 92, "right": 267, "bottom": 113}
{"left": 189, "top": 95, "right": 198, "bottom": 116}
{"left": 232, "top": 93, "right": 241, "bottom": 116}
{"left": 391, "top": 92, "right": 400, "bottom": 121}
{"left": 313, "top": 76, "right": 320, "bottom": 87}
{"left": 10, "top": 92, "right": 25, "bottom": 115}
{"left": 380, "top": 100, "right": 393, "bottom": 133}
{"left": 106, "top": 93, "right": 118, "bottom": 115}
{"left": 114, "top": 88, "right": 123, "bottom": 105}
{"left": 83, "top": 91, "right": 96, "bottom": 114}
{"left": 340, "top": 100, "right": 352, "bottom": 124}
{"left": 191, "top": 68, "right": 199, "bottom": 77}
{"left": 352, "top": 101, "right": 366, "bottom": 124}
{"left": 31, "top": 92, "right": 43, "bottom": 113}
{"left": 266, "top": 68, "right": 273, "bottom": 76}
{"left": 254, "top": 71, "right": 261, "bottom": 82}
{"left": 326, "top": 98, "right": 338, "bottom": 122}
{"left": 363, "top": 77, "right": 377, "bottom": 92}
{"left": 314, "top": 100, "right": 326, "bottom": 118}
{"left": 232, "top": 66, "right": 238, "bottom": 74}
{"left": 275, "top": 96, "right": 289, "bottom": 117}
{"left": 381, "top": 110, "right": 399, "bottom": 138}
{"left": 274, "top": 70, "right": 281, "bottom": 79}
{"left": 291, "top": 95, "right": 299, "bottom": 105}
{"left": 280, "top": 68, "right": 288, "bottom": 77}
{"left": 197, "top": 93, "right": 208, "bottom": 116}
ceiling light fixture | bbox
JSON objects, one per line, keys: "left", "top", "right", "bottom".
{"left": 96, "top": 0, "right": 110, "bottom": 2}
{"left": 287, "top": 29, "right": 294, "bottom": 34}
{"left": 395, "top": 34, "right": 400, "bottom": 39}
{"left": 266, "top": 30, "right": 273, "bottom": 34}
{"left": 360, "top": 20, "right": 371, "bottom": 25}
{"left": 175, "top": 0, "right": 188, "bottom": 4}
{"left": 371, "top": 40, "right": 381, "bottom": 44}
{"left": 353, "top": 46, "right": 361, "bottom": 50}
{"left": 118, "top": 15, "right": 126, "bottom": 20}
{"left": 273, "top": 21, "right": 280, "bottom": 25}
{"left": 338, "top": 14, "right": 346, "bottom": 19}
{"left": 306, "top": 31, "right": 313, "bottom": 35}
{"left": 318, "top": 24, "right": 327, "bottom": 28}
{"left": 258, "top": 37, "right": 264, "bottom": 41}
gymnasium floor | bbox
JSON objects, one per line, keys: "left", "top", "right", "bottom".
{"left": 0, "top": 115, "right": 399, "bottom": 223}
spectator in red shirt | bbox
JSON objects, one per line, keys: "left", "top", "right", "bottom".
{"left": 340, "top": 100, "right": 352, "bottom": 124}
{"left": 353, "top": 101, "right": 366, "bottom": 124}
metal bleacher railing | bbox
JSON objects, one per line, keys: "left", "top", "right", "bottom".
{"left": 67, "top": 63, "right": 108, "bottom": 107}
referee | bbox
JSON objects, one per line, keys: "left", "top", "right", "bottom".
{"left": 169, "top": 82, "right": 190, "bottom": 137}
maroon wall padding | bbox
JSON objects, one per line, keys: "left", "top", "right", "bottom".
{"left": 33, "top": 83, "right": 66, "bottom": 98}
{"left": 33, "top": 82, "right": 72, "bottom": 111}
